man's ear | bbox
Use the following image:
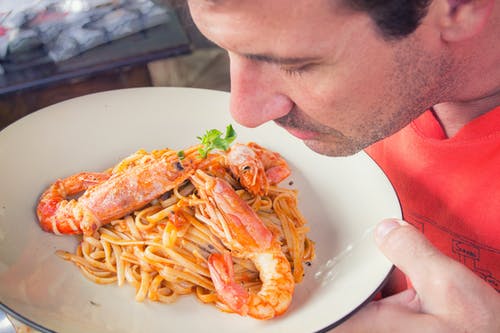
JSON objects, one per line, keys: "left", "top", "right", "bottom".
{"left": 439, "top": 0, "right": 494, "bottom": 42}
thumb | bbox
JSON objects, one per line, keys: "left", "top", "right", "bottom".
{"left": 373, "top": 218, "right": 454, "bottom": 311}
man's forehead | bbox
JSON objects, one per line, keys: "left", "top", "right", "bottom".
{"left": 187, "top": 0, "right": 349, "bottom": 36}
{"left": 188, "top": 0, "right": 361, "bottom": 61}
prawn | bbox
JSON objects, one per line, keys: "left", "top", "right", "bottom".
{"left": 37, "top": 149, "right": 195, "bottom": 235}
{"left": 191, "top": 170, "right": 294, "bottom": 319}
{"left": 226, "top": 142, "right": 290, "bottom": 196}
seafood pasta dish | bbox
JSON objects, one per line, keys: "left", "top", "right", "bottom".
{"left": 36, "top": 126, "right": 315, "bottom": 320}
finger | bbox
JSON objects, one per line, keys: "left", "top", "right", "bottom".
{"left": 332, "top": 299, "right": 444, "bottom": 333}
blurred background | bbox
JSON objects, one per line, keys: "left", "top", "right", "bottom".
{"left": 0, "top": 0, "right": 230, "bottom": 131}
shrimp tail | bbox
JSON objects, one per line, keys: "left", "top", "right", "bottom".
{"left": 208, "top": 252, "right": 249, "bottom": 316}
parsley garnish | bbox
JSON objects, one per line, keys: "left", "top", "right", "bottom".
{"left": 197, "top": 124, "right": 237, "bottom": 158}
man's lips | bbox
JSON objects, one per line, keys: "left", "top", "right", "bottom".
{"left": 280, "top": 125, "right": 319, "bottom": 140}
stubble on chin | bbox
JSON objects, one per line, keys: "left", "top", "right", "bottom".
{"left": 302, "top": 136, "right": 364, "bottom": 157}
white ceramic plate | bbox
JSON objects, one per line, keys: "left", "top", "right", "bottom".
{"left": 0, "top": 87, "right": 400, "bottom": 333}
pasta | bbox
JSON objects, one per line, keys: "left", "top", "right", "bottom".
{"left": 55, "top": 142, "right": 315, "bottom": 316}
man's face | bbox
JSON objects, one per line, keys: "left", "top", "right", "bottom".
{"left": 188, "top": 0, "right": 450, "bottom": 156}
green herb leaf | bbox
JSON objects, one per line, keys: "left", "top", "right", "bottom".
{"left": 197, "top": 124, "right": 237, "bottom": 158}
{"left": 177, "top": 150, "right": 185, "bottom": 160}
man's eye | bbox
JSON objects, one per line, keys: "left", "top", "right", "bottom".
{"left": 282, "top": 68, "right": 304, "bottom": 77}
{"left": 280, "top": 64, "right": 312, "bottom": 77}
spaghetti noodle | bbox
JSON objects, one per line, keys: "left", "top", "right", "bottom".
{"left": 54, "top": 142, "right": 315, "bottom": 317}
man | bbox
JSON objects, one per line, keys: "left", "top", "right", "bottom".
{"left": 186, "top": 0, "right": 499, "bottom": 331}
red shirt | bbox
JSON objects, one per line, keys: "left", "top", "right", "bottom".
{"left": 365, "top": 107, "right": 500, "bottom": 294}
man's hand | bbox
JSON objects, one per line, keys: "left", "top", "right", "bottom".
{"left": 333, "top": 219, "right": 500, "bottom": 333}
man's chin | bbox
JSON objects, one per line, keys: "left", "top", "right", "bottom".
{"left": 302, "top": 139, "right": 362, "bottom": 157}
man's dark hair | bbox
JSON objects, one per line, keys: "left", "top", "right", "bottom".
{"left": 345, "top": 0, "right": 432, "bottom": 39}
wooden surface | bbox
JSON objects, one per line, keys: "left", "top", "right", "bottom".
{"left": 0, "top": 65, "right": 153, "bottom": 131}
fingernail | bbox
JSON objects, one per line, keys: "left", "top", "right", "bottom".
{"left": 375, "top": 219, "right": 405, "bottom": 242}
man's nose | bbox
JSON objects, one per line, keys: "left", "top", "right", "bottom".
{"left": 228, "top": 54, "right": 293, "bottom": 128}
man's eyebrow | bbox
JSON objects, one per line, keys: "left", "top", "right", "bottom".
{"left": 243, "top": 53, "right": 319, "bottom": 65}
